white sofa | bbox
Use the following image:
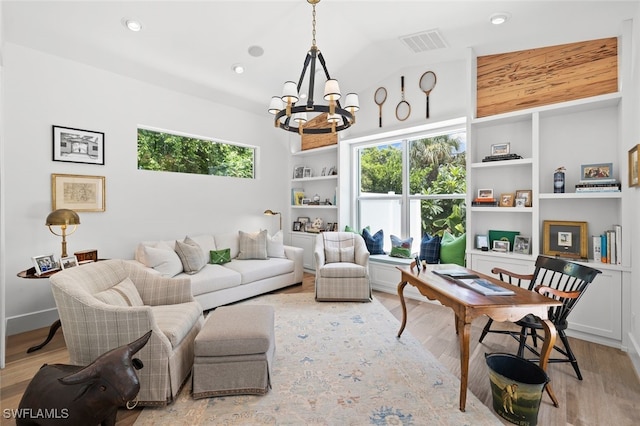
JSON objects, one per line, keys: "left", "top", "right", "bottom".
{"left": 132, "top": 231, "right": 304, "bottom": 311}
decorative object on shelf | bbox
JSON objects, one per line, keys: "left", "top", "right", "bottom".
{"left": 263, "top": 209, "right": 282, "bottom": 230}
{"left": 499, "top": 193, "right": 515, "bottom": 207}
{"left": 321, "top": 167, "right": 327, "bottom": 176}
{"left": 513, "top": 236, "right": 531, "bottom": 254}
{"left": 419, "top": 71, "right": 437, "bottom": 119}
{"left": 473, "top": 188, "right": 498, "bottom": 206}
{"left": 374, "top": 87, "right": 387, "bottom": 128}
{"left": 515, "top": 189, "right": 532, "bottom": 207}
{"left": 297, "top": 217, "right": 310, "bottom": 228}
{"left": 312, "top": 194, "right": 321, "bottom": 202}
{"left": 324, "top": 198, "right": 332, "bottom": 205}
{"left": 553, "top": 166, "right": 566, "bottom": 193}
{"left": 60, "top": 255, "right": 79, "bottom": 269}
{"left": 293, "top": 221, "right": 302, "bottom": 232}
{"left": 311, "top": 217, "right": 324, "bottom": 230}
{"left": 580, "top": 162, "right": 614, "bottom": 182}
{"left": 328, "top": 166, "right": 337, "bottom": 175}
{"left": 629, "top": 144, "right": 639, "bottom": 187}
{"left": 488, "top": 230, "right": 519, "bottom": 251}
{"left": 492, "top": 240, "right": 510, "bottom": 253}
{"left": 542, "top": 220, "right": 588, "bottom": 259}
{"left": 491, "top": 142, "right": 510, "bottom": 156}
{"left": 515, "top": 198, "right": 526, "bottom": 207}
{"left": 32, "top": 253, "right": 60, "bottom": 276}
{"left": 74, "top": 249, "right": 98, "bottom": 263}
{"left": 293, "top": 165, "right": 304, "bottom": 179}
{"left": 476, "top": 234, "right": 489, "bottom": 251}
{"left": 267, "top": 0, "right": 358, "bottom": 135}
{"left": 52, "top": 125, "right": 105, "bottom": 165}
{"left": 303, "top": 167, "right": 312, "bottom": 178}
{"left": 291, "top": 188, "right": 305, "bottom": 205}
{"left": 477, "top": 188, "right": 494, "bottom": 199}
{"left": 51, "top": 173, "right": 105, "bottom": 212}
{"left": 395, "top": 76, "right": 411, "bottom": 121}
{"left": 46, "top": 208, "right": 80, "bottom": 257}
{"left": 301, "top": 198, "right": 311, "bottom": 205}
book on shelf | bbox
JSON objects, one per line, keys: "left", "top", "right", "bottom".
{"left": 598, "top": 225, "right": 622, "bottom": 264}
{"left": 575, "top": 187, "right": 621, "bottom": 192}
{"left": 600, "top": 234, "right": 608, "bottom": 263}
{"left": 575, "top": 182, "right": 621, "bottom": 192}
{"left": 433, "top": 270, "right": 515, "bottom": 296}
{"left": 591, "top": 235, "right": 601, "bottom": 262}
{"left": 472, "top": 197, "right": 499, "bottom": 206}
{"left": 578, "top": 178, "right": 618, "bottom": 184}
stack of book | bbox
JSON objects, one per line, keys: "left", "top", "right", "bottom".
{"left": 471, "top": 197, "right": 499, "bottom": 207}
{"left": 575, "top": 179, "right": 621, "bottom": 192}
{"left": 482, "top": 153, "right": 523, "bottom": 162}
{"left": 592, "top": 224, "right": 622, "bottom": 264}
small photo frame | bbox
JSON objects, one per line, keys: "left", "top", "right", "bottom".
{"left": 492, "top": 240, "right": 510, "bottom": 253}
{"left": 303, "top": 167, "right": 312, "bottom": 178}
{"left": 499, "top": 193, "right": 515, "bottom": 207}
{"left": 513, "top": 236, "right": 531, "bottom": 255}
{"left": 52, "top": 125, "right": 105, "bottom": 165}
{"left": 60, "top": 255, "right": 79, "bottom": 269}
{"left": 32, "top": 254, "right": 60, "bottom": 275}
{"left": 51, "top": 173, "right": 105, "bottom": 212}
{"left": 476, "top": 234, "right": 489, "bottom": 250}
{"left": 477, "top": 188, "right": 494, "bottom": 199}
{"left": 580, "top": 163, "right": 613, "bottom": 181}
{"left": 297, "top": 217, "right": 310, "bottom": 225}
{"left": 543, "top": 220, "right": 588, "bottom": 259}
{"left": 325, "top": 222, "right": 334, "bottom": 231}
{"left": 515, "top": 198, "right": 526, "bottom": 208}
{"left": 491, "top": 143, "right": 510, "bottom": 156}
{"left": 293, "top": 165, "right": 305, "bottom": 179}
{"left": 629, "top": 144, "right": 639, "bottom": 187}
{"left": 301, "top": 198, "right": 311, "bottom": 205}
{"left": 514, "top": 189, "right": 532, "bottom": 207}
{"left": 293, "top": 221, "right": 302, "bottom": 232}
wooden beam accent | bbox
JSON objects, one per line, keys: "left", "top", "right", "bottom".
{"left": 301, "top": 113, "right": 337, "bottom": 151}
{"left": 477, "top": 37, "right": 618, "bottom": 117}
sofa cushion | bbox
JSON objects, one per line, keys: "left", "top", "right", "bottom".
{"left": 175, "top": 236, "right": 207, "bottom": 274}
{"left": 265, "top": 230, "right": 286, "bottom": 258}
{"left": 420, "top": 234, "right": 441, "bottom": 264}
{"left": 323, "top": 233, "right": 356, "bottom": 263}
{"left": 186, "top": 265, "right": 242, "bottom": 297}
{"left": 237, "top": 230, "right": 268, "bottom": 260}
{"left": 151, "top": 301, "right": 202, "bottom": 348}
{"left": 93, "top": 277, "right": 144, "bottom": 307}
{"left": 140, "top": 244, "right": 183, "bottom": 277}
{"left": 210, "top": 248, "right": 231, "bottom": 265}
{"left": 362, "top": 228, "right": 385, "bottom": 255}
{"left": 223, "top": 258, "right": 294, "bottom": 284}
{"left": 390, "top": 235, "right": 413, "bottom": 258}
{"left": 319, "top": 262, "right": 367, "bottom": 278}
{"left": 214, "top": 232, "right": 240, "bottom": 259}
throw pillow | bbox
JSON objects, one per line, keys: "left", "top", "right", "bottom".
{"left": 142, "top": 244, "right": 183, "bottom": 277}
{"left": 344, "top": 225, "right": 358, "bottom": 233}
{"left": 93, "top": 277, "right": 144, "bottom": 307}
{"left": 390, "top": 235, "right": 413, "bottom": 258}
{"left": 210, "top": 248, "right": 231, "bottom": 265}
{"left": 362, "top": 228, "right": 385, "bottom": 254}
{"left": 420, "top": 234, "right": 441, "bottom": 264}
{"left": 237, "top": 230, "right": 268, "bottom": 260}
{"left": 323, "top": 233, "right": 356, "bottom": 263}
{"left": 175, "top": 236, "right": 207, "bottom": 274}
{"left": 265, "top": 230, "right": 286, "bottom": 258}
{"left": 440, "top": 232, "right": 466, "bottom": 266}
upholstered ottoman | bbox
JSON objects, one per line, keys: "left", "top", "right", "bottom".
{"left": 192, "top": 304, "right": 275, "bottom": 399}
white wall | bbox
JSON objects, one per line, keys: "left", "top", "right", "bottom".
{"left": 1, "top": 43, "right": 290, "bottom": 335}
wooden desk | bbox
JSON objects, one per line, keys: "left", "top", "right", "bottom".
{"left": 396, "top": 263, "right": 562, "bottom": 412}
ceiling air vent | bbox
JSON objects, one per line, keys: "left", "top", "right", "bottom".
{"left": 400, "top": 29, "right": 448, "bottom": 53}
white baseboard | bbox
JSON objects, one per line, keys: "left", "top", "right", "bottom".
{"left": 5, "top": 308, "right": 59, "bottom": 335}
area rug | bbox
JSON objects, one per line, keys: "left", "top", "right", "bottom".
{"left": 134, "top": 293, "right": 500, "bottom": 425}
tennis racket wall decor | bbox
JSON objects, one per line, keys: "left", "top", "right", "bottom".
{"left": 419, "top": 71, "right": 437, "bottom": 119}
{"left": 395, "top": 76, "right": 411, "bottom": 121}
{"left": 374, "top": 87, "right": 387, "bottom": 128}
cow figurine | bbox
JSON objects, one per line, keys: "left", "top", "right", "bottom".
{"left": 16, "top": 330, "right": 152, "bottom": 426}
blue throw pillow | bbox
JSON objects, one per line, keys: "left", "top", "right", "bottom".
{"left": 390, "top": 235, "right": 413, "bottom": 258}
{"left": 362, "top": 228, "right": 385, "bottom": 254}
{"left": 419, "top": 234, "right": 441, "bottom": 264}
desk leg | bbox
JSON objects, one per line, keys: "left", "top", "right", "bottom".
{"left": 27, "top": 320, "right": 61, "bottom": 353}
{"left": 458, "top": 317, "right": 471, "bottom": 412}
{"left": 540, "top": 319, "right": 559, "bottom": 408}
{"left": 396, "top": 281, "right": 408, "bottom": 338}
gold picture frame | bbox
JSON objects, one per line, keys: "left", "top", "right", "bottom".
{"left": 499, "top": 193, "right": 515, "bottom": 207}
{"left": 52, "top": 173, "right": 105, "bottom": 212}
{"left": 629, "top": 144, "right": 639, "bottom": 187}
{"left": 515, "top": 189, "right": 533, "bottom": 207}
{"left": 542, "top": 220, "right": 588, "bottom": 259}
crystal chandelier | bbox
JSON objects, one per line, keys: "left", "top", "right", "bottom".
{"left": 268, "top": 0, "right": 359, "bottom": 135}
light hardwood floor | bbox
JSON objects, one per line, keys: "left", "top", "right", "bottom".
{"left": 2, "top": 273, "right": 639, "bottom": 425}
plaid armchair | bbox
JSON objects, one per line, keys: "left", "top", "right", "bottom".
{"left": 49, "top": 259, "right": 204, "bottom": 406}
{"left": 314, "top": 232, "right": 371, "bottom": 302}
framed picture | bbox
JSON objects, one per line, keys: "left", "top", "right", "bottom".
{"left": 60, "top": 255, "right": 79, "bottom": 269}
{"left": 297, "top": 217, "right": 310, "bottom": 225}
{"left": 515, "top": 198, "right": 526, "bottom": 208}
{"left": 515, "top": 189, "right": 532, "bottom": 207}
{"left": 476, "top": 234, "right": 489, "bottom": 250}
{"left": 499, "top": 193, "right": 515, "bottom": 207}
{"left": 629, "top": 144, "right": 639, "bottom": 187}
{"left": 52, "top": 125, "right": 104, "bottom": 165}
{"left": 477, "top": 188, "right": 494, "bottom": 199}
{"left": 301, "top": 198, "right": 311, "bottom": 205}
{"left": 580, "top": 163, "right": 613, "bottom": 181}
{"left": 491, "top": 143, "right": 510, "bottom": 156}
{"left": 543, "top": 220, "right": 588, "bottom": 259}
{"left": 326, "top": 222, "right": 334, "bottom": 231}
{"left": 492, "top": 240, "right": 510, "bottom": 252}
{"left": 293, "top": 221, "right": 302, "bottom": 232}
{"left": 32, "top": 254, "right": 60, "bottom": 275}
{"left": 51, "top": 174, "right": 105, "bottom": 212}
{"left": 303, "top": 167, "right": 312, "bottom": 178}
{"left": 293, "top": 165, "right": 305, "bottom": 179}
{"left": 513, "top": 236, "right": 531, "bottom": 254}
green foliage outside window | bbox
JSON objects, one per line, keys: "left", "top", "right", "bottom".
{"left": 137, "top": 128, "right": 255, "bottom": 178}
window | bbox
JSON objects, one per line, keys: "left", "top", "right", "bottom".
{"left": 137, "top": 128, "right": 255, "bottom": 178}
{"left": 355, "top": 122, "right": 466, "bottom": 252}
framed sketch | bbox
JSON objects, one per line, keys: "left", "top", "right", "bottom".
{"left": 293, "top": 165, "right": 305, "bottom": 179}
{"left": 513, "top": 236, "right": 531, "bottom": 255}
{"left": 60, "top": 255, "right": 79, "bottom": 269}
{"left": 293, "top": 221, "right": 302, "bottom": 232}
{"left": 499, "top": 193, "right": 515, "bottom": 207}
{"left": 629, "top": 144, "right": 639, "bottom": 187}
{"left": 52, "top": 125, "right": 104, "bottom": 165}
{"left": 476, "top": 234, "right": 489, "bottom": 250}
{"left": 297, "top": 217, "right": 310, "bottom": 226}
{"left": 32, "top": 254, "right": 60, "bottom": 275}
{"left": 51, "top": 174, "right": 105, "bottom": 212}
{"left": 303, "top": 167, "right": 312, "bottom": 178}
{"left": 492, "top": 240, "right": 510, "bottom": 252}
{"left": 543, "top": 220, "right": 588, "bottom": 259}
{"left": 515, "top": 189, "right": 532, "bottom": 207}
{"left": 477, "top": 188, "right": 494, "bottom": 199}
{"left": 580, "top": 163, "right": 613, "bottom": 181}
{"left": 491, "top": 143, "right": 510, "bottom": 156}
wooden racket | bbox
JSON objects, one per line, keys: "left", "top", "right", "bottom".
{"left": 374, "top": 87, "right": 387, "bottom": 128}
{"left": 395, "top": 76, "right": 411, "bottom": 121}
{"left": 419, "top": 71, "right": 437, "bottom": 119}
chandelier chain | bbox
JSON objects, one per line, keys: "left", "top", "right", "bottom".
{"left": 311, "top": 2, "right": 317, "bottom": 47}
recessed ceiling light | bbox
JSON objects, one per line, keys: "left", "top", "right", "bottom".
{"left": 122, "top": 18, "right": 143, "bottom": 32}
{"left": 248, "top": 45, "right": 264, "bottom": 57}
{"left": 489, "top": 12, "right": 510, "bottom": 25}
{"left": 232, "top": 64, "right": 245, "bottom": 74}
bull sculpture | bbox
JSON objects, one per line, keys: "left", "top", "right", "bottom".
{"left": 16, "top": 330, "right": 152, "bottom": 426}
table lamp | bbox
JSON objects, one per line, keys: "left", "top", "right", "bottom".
{"left": 46, "top": 209, "right": 80, "bottom": 257}
{"left": 263, "top": 209, "right": 282, "bottom": 230}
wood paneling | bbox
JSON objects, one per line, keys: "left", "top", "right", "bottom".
{"left": 477, "top": 37, "right": 618, "bottom": 117}
{"left": 301, "top": 113, "right": 337, "bottom": 150}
